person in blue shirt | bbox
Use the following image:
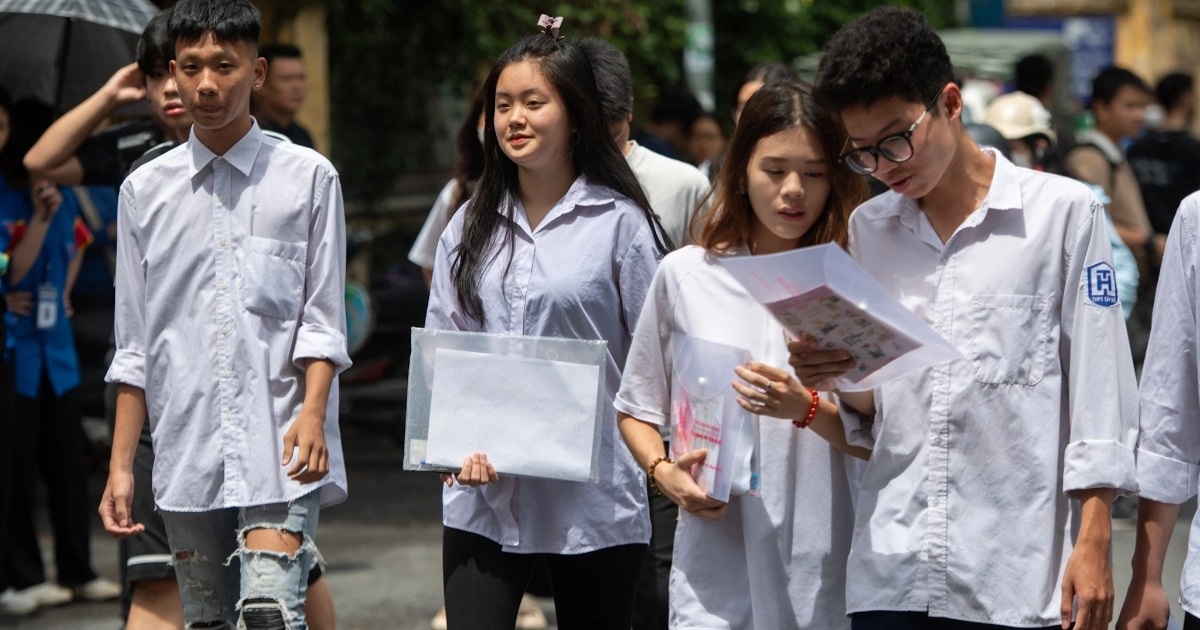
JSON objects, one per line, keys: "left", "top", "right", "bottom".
{"left": 0, "top": 96, "right": 110, "bottom": 609}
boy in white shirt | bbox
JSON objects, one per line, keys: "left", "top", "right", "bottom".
{"left": 97, "top": 1, "right": 350, "bottom": 628}
{"left": 1117, "top": 191, "right": 1200, "bottom": 630}
{"left": 796, "top": 7, "right": 1138, "bottom": 630}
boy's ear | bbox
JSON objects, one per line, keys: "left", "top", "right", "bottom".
{"left": 941, "top": 82, "right": 964, "bottom": 124}
{"left": 255, "top": 56, "right": 267, "bottom": 88}
{"left": 169, "top": 59, "right": 177, "bottom": 75}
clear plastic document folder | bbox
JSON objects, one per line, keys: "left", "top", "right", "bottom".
{"left": 404, "top": 328, "right": 608, "bottom": 483}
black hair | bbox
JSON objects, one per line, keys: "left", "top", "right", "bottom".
{"left": 0, "top": 98, "right": 56, "bottom": 189}
{"left": 576, "top": 38, "right": 633, "bottom": 124}
{"left": 734, "top": 62, "right": 795, "bottom": 107}
{"left": 261, "top": 43, "right": 303, "bottom": 70}
{"left": 168, "top": 0, "right": 260, "bottom": 47}
{"left": 1015, "top": 54, "right": 1054, "bottom": 99}
{"left": 1155, "top": 72, "right": 1194, "bottom": 112}
{"left": 1091, "top": 66, "right": 1149, "bottom": 105}
{"left": 451, "top": 33, "right": 671, "bottom": 323}
{"left": 649, "top": 90, "right": 702, "bottom": 132}
{"left": 450, "top": 87, "right": 486, "bottom": 211}
{"left": 136, "top": 8, "right": 175, "bottom": 76}
{"left": 814, "top": 7, "right": 954, "bottom": 114}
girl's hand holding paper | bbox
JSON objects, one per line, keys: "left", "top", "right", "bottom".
{"left": 444, "top": 452, "right": 499, "bottom": 487}
{"left": 786, "top": 343, "right": 856, "bottom": 391}
{"left": 657, "top": 450, "right": 729, "bottom": 522}
{"left": 732, "top": 361, "right": 815, "bottom": 420}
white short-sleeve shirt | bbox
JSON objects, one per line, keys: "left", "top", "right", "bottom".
{"left": 842, "top": 151, "right": 1138, "bottom": 626}
{"left": 1137, "top": 191, "right": 1200, "bottom": 618}
{"left": 616, "top": 245, "right": 858, "bottom": 630}
{"left": 425, "top": 174, "right": 662, "bottom": 553}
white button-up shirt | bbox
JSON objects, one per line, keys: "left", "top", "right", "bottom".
{"left": 107, "top": 123, "right": 351, "bottom": 512}
{"left": 1138, "top": 191, "right": 1200, "bottom": 618}
{"left": 841, "top": 151, "right": 1138, "bottom": 626}
{"left": 426, "top": 175, "right": 661, "bottom": 553}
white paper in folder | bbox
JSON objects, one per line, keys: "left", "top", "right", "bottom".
{"left": 423, "top": 348, "right": 601, "bottom": 482}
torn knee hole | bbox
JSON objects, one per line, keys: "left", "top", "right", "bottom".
{"left": 175, "top": 550, "right": 197, "bottom": 561}
{"left": 241, "top": 526, "right": 305, "bottom": 556}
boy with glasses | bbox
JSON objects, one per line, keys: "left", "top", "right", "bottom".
{"left": 795, "top": 7, "right": 1138, "bottom": 630}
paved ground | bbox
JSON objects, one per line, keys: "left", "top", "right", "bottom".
{"left": 1, "top": 414, "right": 1193, "bottom": 629}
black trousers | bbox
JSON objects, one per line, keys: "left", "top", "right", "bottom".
{"left": 631, "top": 470, "right": 678, "bottom": 630}
{"left": 3, "top": 375, "right": 96, "bottom": 588}
{"left": 443, "top": 526, "right": 644, "bottom": 630}
{"left": 1187, "top": 611, "right": 1200, "bottom": 630}
{"left": 852, "top": 611, "right": 1065, "bottom": 630}
{"left": 0, "top": 350, "right": 13, "bottom": 592}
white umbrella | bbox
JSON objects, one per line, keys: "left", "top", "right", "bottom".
{"left": 0, "top": 0, "right": 159, "bottom": 112}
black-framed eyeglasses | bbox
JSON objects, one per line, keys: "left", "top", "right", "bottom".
{"left": 839, "top": 91, "right": 942, "bottom": 176}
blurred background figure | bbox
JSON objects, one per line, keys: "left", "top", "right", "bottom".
{"left": 984, "top": 91, "right": 1056, "bottom": 171}
{"left": 689, "top": 111, "right": 725, "bottom": 179}
{"left": 634, "top": 89, "right": 702, "bottom": 160}
{"left": 407, "top": 89, "right": 485, "bottom": 289}
{"left": 1014, "top": 53, "right": 1056, "bottom": 111}
{"left": 731, "top": 62, "right": 795, "bottom": 126}
{"left": 1129, "top": 72, "right": 1200, "bottom": 239}
{"left": 1, "top": 96, "right": 119, "bottom": 614}
{"left": 254, "top": 43, "right": 315, "bottom": 149}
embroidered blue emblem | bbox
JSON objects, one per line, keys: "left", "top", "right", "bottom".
{"left": 1085, "top": 262, "right": 1119, "bottom": 308}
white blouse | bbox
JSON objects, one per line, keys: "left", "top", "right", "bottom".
{"left": 425, "top": 174, "right": 662, "bottom": 553}
{"left": 616, "top": 245, "right": 858, "bottom": 630}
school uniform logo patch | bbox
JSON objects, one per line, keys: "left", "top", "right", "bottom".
{"left": 1085, "top": 262, "right": 1119, "bottom": 308}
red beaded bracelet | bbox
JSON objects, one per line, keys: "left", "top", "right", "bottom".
{"left": 793, "top": 388, "right": 819, "bottom": 429}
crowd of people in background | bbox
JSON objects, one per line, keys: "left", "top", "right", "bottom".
{"left": 3, "top": 2, "right": 1200, "bottom": 630}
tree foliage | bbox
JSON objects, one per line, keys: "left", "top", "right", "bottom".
{"left": 326, "top": 0, "right": 956, "bottom": 205}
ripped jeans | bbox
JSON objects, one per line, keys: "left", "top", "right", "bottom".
{"left": 161, "top": 491, "right": 321, "bottom": 630}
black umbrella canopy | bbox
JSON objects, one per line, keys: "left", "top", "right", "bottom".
{"left": 0, "top": 0, "right": 159, "bottom": 112}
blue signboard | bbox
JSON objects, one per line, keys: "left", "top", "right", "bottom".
{"left": 1062, "top": 17, "right": 1116, "bottom": 105}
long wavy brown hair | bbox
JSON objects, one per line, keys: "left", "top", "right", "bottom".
{"left": 694, "top": 79, "right": 865, "bottom": 252}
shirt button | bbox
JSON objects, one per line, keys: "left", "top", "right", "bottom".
{"left": 222, "top": 370, "right": 231, "bottom": 378}
{"left": 219, "top": 282, "right": 228, "bottom": 290}
{"left": 221, "top": 327, "right": 229, "bottom": 335}
{"left": 219, "top": 239, "right": 228, "bottom": 247}
{"left": 218, "top": 195, "right": 226, "bottom": 204}
{"left": 223, "top": 414, "right": 231, "bottom": 422}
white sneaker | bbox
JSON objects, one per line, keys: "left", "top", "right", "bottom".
{"left": 73, "top": 576, "right": 121, "bottom": 602}
{"left": 16, "top": 582, "right": 72, "bottom": 607}
{"left": 0, "top": 588, "right": 37, "bottom": 616}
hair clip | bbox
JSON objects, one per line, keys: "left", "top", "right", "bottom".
{"left": 537, "top": 14, "right": 564, "bottom": 40}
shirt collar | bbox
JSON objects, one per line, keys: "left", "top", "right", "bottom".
{"left": 887, "top": 148, "right": 1021, "bottom": 243}
{"left": 187, "top": 120, "right": 263, "bottom": 178}
{"left": 500, "top": 174, "right": 616, "bottom": 232}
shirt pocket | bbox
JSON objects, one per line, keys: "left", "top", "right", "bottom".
{"left": 238, "top": 235, "right": 306, "bottom": 320}
{"left": 968, "top": 294, "right": 1050, "bottom": 386}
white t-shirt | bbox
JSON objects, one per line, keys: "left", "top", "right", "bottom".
{"left": 408, "top": 179, "right": 460, "bottom": 270}
{"left": 841, "top": 151, "right": 1138, "bottom": 626}
{"left": 626, "top": 142, "right": 711, "bottom": 248}
{"left": 426, "top": 174, "right": 661, "bottom": 554}
{"left": 1137, "top": 191, "right": 1200, "bottom": 618}
{"left": 616, "top": 245, "right": 857, "bottom": 630}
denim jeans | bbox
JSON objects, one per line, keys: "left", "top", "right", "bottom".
{"left": 161, "top": 491, "right": 321, "bottom": 630}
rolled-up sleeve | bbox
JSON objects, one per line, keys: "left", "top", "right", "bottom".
{"left": 292, "top": 170, "right": 351, "bottom": 373}
{"left": 1137, "top": 195, "right": 1200, "bottom": 505}
{"left": 1060, "top": 196, "right": 1139, "bottom": 495}
{"left": 106, "top": 180, "right": 148, "bottom": 389}
{"left": 614, "top": 263, "right": 672, "bottom": 427}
